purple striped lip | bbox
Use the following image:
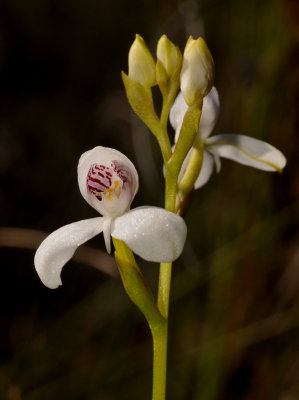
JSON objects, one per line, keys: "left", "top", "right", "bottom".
{"left": 86, "top": 160, "right": 133, "bottom": 202}
{"left": 87, "top": 164, "right": 114, "bottom": 201}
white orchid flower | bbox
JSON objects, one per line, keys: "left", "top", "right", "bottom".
{"left": 170, "top": 87, "right": 287, "bottom": 188}
{"left": 35, "top": 146, "right": 187, "bottom": 289}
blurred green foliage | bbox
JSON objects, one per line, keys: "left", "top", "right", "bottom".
{"left": 0, "top": 0, "right": 298, "bottom": 399}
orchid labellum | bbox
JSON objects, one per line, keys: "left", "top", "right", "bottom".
{"left": 34, "top": 147, "right": 187, "bottom": 289}
{"left": 170, "top": 87, "right": 287, "bottom": 188}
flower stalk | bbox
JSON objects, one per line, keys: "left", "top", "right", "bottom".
{"left": 118, "top": 30, "right": 285, "bottom": 400}
{"left": 122, "top": 34, "right": 211, "bottom": 400}
{"left": 151, "top": 320, "right": 168, "bottom": 400}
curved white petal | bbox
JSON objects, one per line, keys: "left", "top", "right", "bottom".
{"left": 213, "top": 153, "right": 221, "bottom": 173}
{"left": 111, "top": 207, "right": 187, "bottom": 262}
{"left": 78, "top": 146, "right": 139, "bottom": 218}
{"left": 34, "top": 217, "right": 104, "bottom": 289}
{"left": 171, "top": 87, "right": 220, "bottom": 142}
{"left": 194, "top": 151, "right": 215, "bottom": 189}
{"left": 206, "top": 134, "right": 287, "bottom": 172}
{"left": 199, "top": 87, "right": 220, "bottom": 140}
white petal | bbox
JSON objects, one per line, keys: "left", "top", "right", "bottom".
{"left": 199, "top": 87, "right": 220, "bottom": 140}
{"left": 194, "top": 151, "right": 215, "bottom": 189}
{"left": 206, "top": 134, "right": 287, "bottom": 172}
{"left": 78, "top": 146, "right": 139, "bottom": 218}
{"left": 174, "top": 127, "right": 182, "bottom": 143}
{"left": 213, "top": 154, "right": 221, "bottom": 173}
{"left": 171, "top": 87, "right": 220, "bottom": 142}
{"left": 170, "top": 91, "right": 188, "bottom": 131}
{"left": 34, "top": 217, "right": 104, "bottom": 289}
{"left": 111, "top": 207, "right": 187, "bottom": 262}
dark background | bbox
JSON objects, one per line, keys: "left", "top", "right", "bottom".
{"left": 0, "top": 0, "right": 299, "bottom": 399}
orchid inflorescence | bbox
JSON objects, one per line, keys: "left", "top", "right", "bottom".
{"left": 34, "top": 33, "right": 286, "bottom": 400}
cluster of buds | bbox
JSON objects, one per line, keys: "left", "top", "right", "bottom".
{"left": 126, "top": 33, "right": 214, "bottom": 106}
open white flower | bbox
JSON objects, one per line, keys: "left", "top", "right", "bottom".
{"left": 170, "top": 87, "right": 287, "bottom": 188}
{"left": 35, "top": 146, "right": 187, "bottom": 289}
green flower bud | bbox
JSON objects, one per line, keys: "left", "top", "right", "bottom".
{"left": 157, "top": 35, "right": 181, "bottom": 78}
{"left": 128, "top": 34, "right": 156, "bottom": 88}
{"left": 180, "top": 36, "right": 215, "bottom": 106}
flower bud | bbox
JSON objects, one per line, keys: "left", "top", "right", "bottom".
{"left": 128, "top": 34, "right": 156, "bottom": 87}
{"left": 156, "top": 35, "right": 181, "bottom": 78}
{"left": 180, "top": 36, "right": 215, "bottom": 106}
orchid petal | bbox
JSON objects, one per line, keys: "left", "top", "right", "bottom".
{"left": 111, "top": 207, "right": 187, "bottom": 262}
{"left": 78, "top": 146, "right": 139, "bottom": 218}
{"left": 206, "top": 134, "right": 287, "bottom": 172}
{"left": 174, "top": 127, "right": 182, "bottom": 143}
{"left": 34, "top": 217, "right": 104, "bottom": 289}
{"left": 194, "top": 151, "right": 215, "bottom": 188}
{"left": 170, "top": 91, "right": 188, "bottom": 132}
{"left": 171, "top": 87, "right": 220, "bottom": 142}
{"left": 199, "top": 87, "right": 220, "bottom": 140}
{"left": 213, "top": 153, "right": 221, "bottom": 173}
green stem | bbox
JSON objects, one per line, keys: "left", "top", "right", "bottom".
{"left": 157, "top": 262, "right": 172, "bottom": 319}
{"left": 153, "top": 94, "right": 204, "bottom": 400}
{"left": 150, "top": 89, "right": 182, "bottom": 400}
{"left": 152, "top": 84, "right": 203, "bottom": 400}
{"left": 164, "top": 166, "right": 178, "bottom": 212}
{"left": 152, "top": 163, "right": 178, "bottom": 400}
{"left": 154, "top": 127, "right": 172, "bottom": 164}
{"left": 160, "top": 93, "right": 174, "bottom": 132}
{"left": 160, "top": 99, "right": 171, "bottom": 131}
{"left": 151, "top": 321, "right": 168, "bottom": 400}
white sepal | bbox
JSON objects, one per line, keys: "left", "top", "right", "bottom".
{"left": 194, "top": 151, "right": 215, "bottom": 189}
{"left": 111, "top": 206, "right": 187, "bottom": 262}
{"left": 206, "top": 134, "right": 287, "bottom": 172}
{"left": 213, "top": 153, "right": 221, "bottom": 173}
{"left": 34, "top": 217, "right": 104, "bottom": 289}
{"left": 198, "top": 87, "right": 220, "bottom": 140}
{"left": 170, "top": 91, "right": 188, "bottom": 132}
